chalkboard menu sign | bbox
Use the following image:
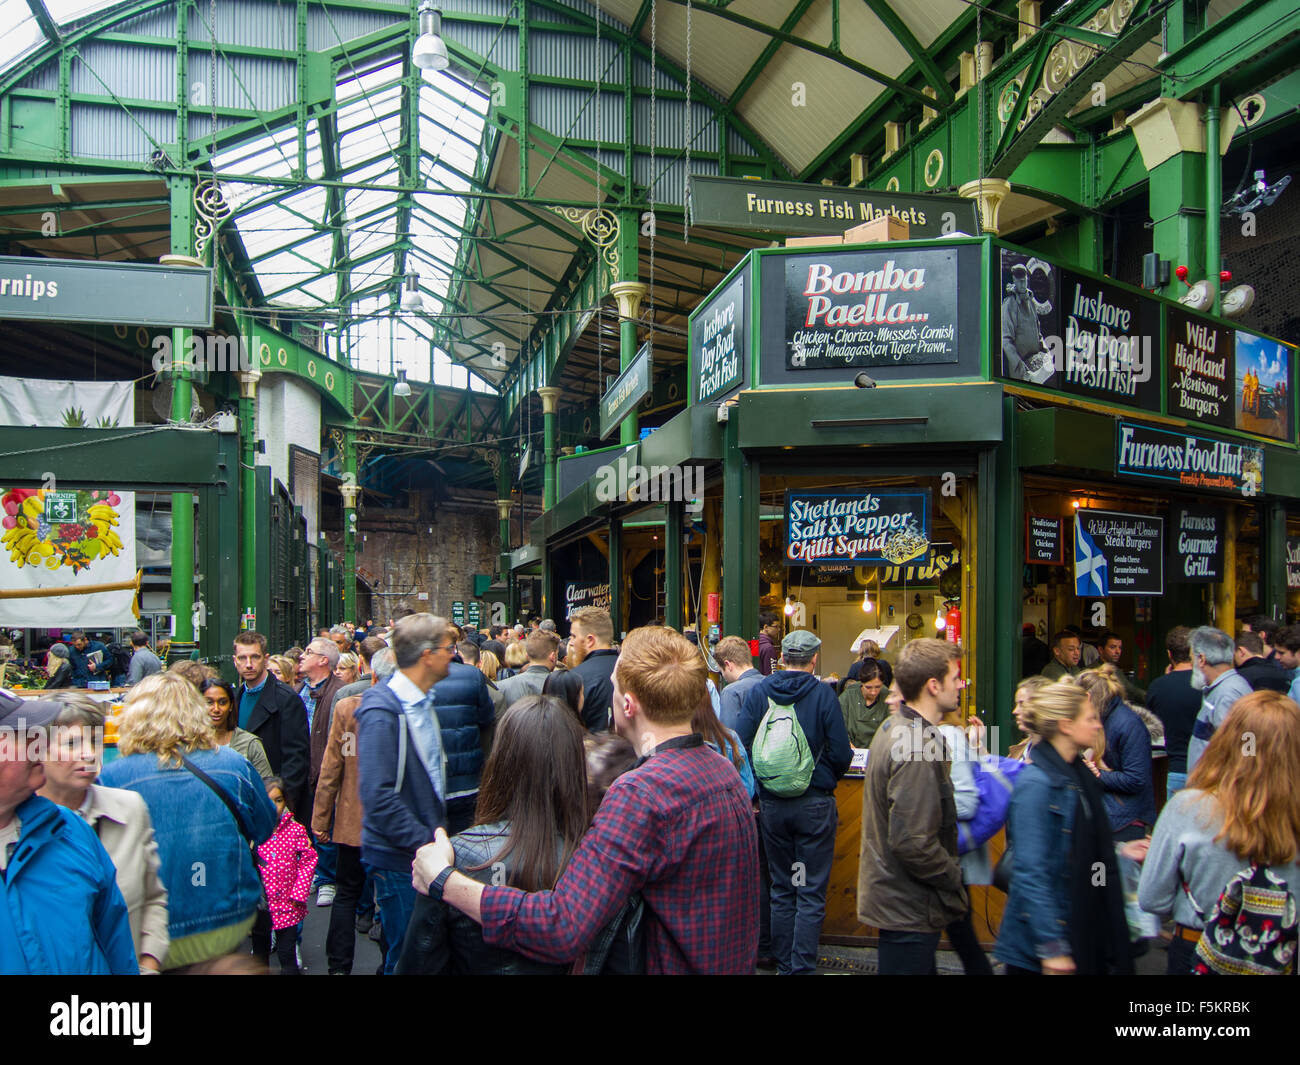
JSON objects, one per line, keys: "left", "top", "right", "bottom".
{"left": 1165, "top": 306, "right": 1295, "bottom": 442}
{"left": 563, "top": 581, "right": 611, "bottom": 619}
{"left": 1168, "top": 504, "right": 1225, "bottom": 583}
{"left": 785, "top": 490, "right": 930, "bottom": 566}
{"left": 1026, "top": 513, "right": 1064, "bottom": 564}
{"left": 780, "top": 247, "right": 963, "bottom": 369}
{"left": 1288, "top": 539, "right": 1300, "bottom": 590}
{"left": 1074, "top": 509, "right": 1164, "bottom": 596}
{"left": 997, "top": 248, "right": 1161, "bottom": 412}
{"left": 692, "top": 268, "right": 748, "bottom": 404}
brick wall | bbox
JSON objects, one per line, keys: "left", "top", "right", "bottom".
{"left": 323, "top": 503, "right": 498, "bottom": 622}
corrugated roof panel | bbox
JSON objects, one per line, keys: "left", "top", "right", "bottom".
{"left": 636, "top": 0, "right": 768, "bottom": 100}
{"left": 633, "top": 95, "right": 718, "bottom": 154}
{"left": 826, "top": 4, "right": 912, "bottom": 79}
{"left": 440, "top": 0, "right": 513, "bottom": 21}
{"left": 576, "top": 146, "right": 625, "bottom": 176}
{"left": 112, "top": 7, "right": 177, "bottom": 39}
{"left": 744, "top": 48, "right": 883, "bottom": 174}
{"left": 528, "top": 85, "right": 624, "bottom": 143}
{"left": 529, "top": 30, "right": 622, "bottom": 82}
{"left": 69, "top": 102, "right": 174, "bottom": 162}
{"left": 895, "top": 0, "right": 966, "bottom": 50}
{"left": 188, "top": 0, "right": 295, "bottom": 51}
{"left": 70, "top": 43, "right": 176, "bottom": 101}
{"left": 631, "top": 54, "right": 682, "bottom": 92}
{"left": 17, "top": 63, "right": 58, "bottom": 91}
{"left": 306, "top": 4, "right": 404, "bottom": 52}
{"left": 450, "top": 21, "right": 519, "bottom": 72}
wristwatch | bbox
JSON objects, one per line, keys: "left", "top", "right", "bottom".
{"left": 428, "top": 865, "right": 455, "bottom": 900}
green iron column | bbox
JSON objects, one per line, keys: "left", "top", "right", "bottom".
{"left": 665, "top": 499, "right": 684, "bottom": 630}
{"left": 988, "top": 396, "right": 1022, "bottom": 754}
{"left": 538, "top": 387, "right": 561, "bottom": 510}
{"left": 611, "top": 210, "right": 646, "bottom": 446}
{"left": 164, "top": 176, "right": 197, "bottom": 661}
{"left": 1205, "top": 85, "right": 1222, "bottom": 314}
{"left": 1264, "top": 500, "right": 1288, "bottom": 622}
{"left": 1127, "top": 98, "right": 1207, "bottom": 300}
{"left": 237, "top": 369, "right": 260, "bottom": 629}
{"left": 721, "top": 412, "right": 759, "bottom": 641}
{"left": 339, "top": 432, "right": 359, "bottom": 623}
{"left": 608, "top": 516, "right": 624, "bottom": 639}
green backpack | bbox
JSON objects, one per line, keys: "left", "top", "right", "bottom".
{"left": 752, "top": 697, "right": 817, "bottom": 797}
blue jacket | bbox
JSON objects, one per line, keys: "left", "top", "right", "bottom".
{"left": 68, "top": 639, "right": 108, "bottom": 687}
{"left": 0, "top": 794, "right": 138, "bottom": 974}
{"left": 994, "top": 749, "right": 1080, "bottom": 970}
{"left": 100, "top": 746, "right": 277, "bottom": 940}
{"left": 734, "top": 669, "right": 852, "bottom": 797}
{"left": 1097, "top": 698, "right": 1155, "bottom": 832}
{"left": 431, "top": 662, "right": 496, "bottom": 807}
{"left": 718, "top": 668, "right": 763, "bottom": 734}
{"left": 355, "top": 679, "right": 446, "bottom": 872}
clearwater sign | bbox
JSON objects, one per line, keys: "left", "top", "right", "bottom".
{"left": 564, "top": 581, "right": 610, "bottom": 619}
{"left": 786, "top": 490, "right": 930, "bottom": 565}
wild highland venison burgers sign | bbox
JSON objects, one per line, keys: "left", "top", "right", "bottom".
{"left": 1168, "top": 505, "right": 1225, "bottom": 583}
{"left": 786, "top": 490, "right": 930, "bottom": 565}
{"left": 783, "top": 248, "right": 961, "bottom": 369}
{"left": 1166, "top": 307, "right": 1234, "bottom": 429}
{"left": 1115, "top": 421, "right": 1263, "bottom": 496}
{"left": 693, "top": 269, "right": 747, "bottom": 403}
{"left": 1074, "top": 509, "right": 1163, "bottom": 597}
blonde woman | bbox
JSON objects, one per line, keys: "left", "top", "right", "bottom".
{"left": 37, "top": 692, "right": 170, "bottom": 972}
{"left": 100, "top": 672, "right": 278, "bottom": 971}
{"left": 478, "top": 649, "right": 501, "bottom": 683}
{"left": 334, "top": 652, "right": 360, "bottom": 687}
{"left": 268, "top": 654, "right": 296, "bottom": 687}
{"left": 994, "top": 680, "right": 1132, "bottom": 975}
{"left": 1008, "top": 675, "right": 1051, "bottom": 761}
{"left": 501, "top": 640, "right": 528, "bottom": 679}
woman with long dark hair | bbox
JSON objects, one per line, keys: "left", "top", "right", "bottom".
{"left": 691, "top": 695, "right": 756, "bottom": 799}
{"left": 542, "top": 669, "right": 586, "bottom": 727}
{"left": 397, "top": 695, "right": 598, "bottom": 974}
{"left": 199, "top": 677, "right": 275, "bottom": 783}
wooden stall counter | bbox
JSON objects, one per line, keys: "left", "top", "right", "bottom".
{"left": 822, "top": 774, "right": 1006, "bottom": 949}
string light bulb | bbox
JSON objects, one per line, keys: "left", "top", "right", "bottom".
{"left": 862, "top": 590, "right": 873, "bottom": 614}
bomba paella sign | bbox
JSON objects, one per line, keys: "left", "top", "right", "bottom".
{"left": 782, "top": 247, "right": 962, "bottom": 369}
{"left": 786, "top": 490, "right": 931, "bottom": 565}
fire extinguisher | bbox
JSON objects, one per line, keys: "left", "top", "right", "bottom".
{"left": 945, "top": 604, "right": 962, "bottom": 643}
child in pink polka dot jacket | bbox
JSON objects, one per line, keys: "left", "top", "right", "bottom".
{"left": 257, "top": 778, "right": 317, "bottom": 974}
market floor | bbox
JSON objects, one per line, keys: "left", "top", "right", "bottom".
{"left": 278, "top": 900, "right": 1170, "bottom": 975}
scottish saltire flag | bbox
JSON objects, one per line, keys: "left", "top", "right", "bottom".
{"left": 1075, "top": 517, "right": 1108, "bottom": 596}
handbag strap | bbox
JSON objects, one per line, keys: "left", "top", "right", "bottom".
{"left": 180, "top": 755, "right": 260, "bottom": 860}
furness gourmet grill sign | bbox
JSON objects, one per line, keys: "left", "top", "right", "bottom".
{"left": 783, "top": 248, "right": 960, "bottom": 369}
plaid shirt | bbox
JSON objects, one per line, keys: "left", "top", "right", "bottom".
{"left": 479, "top": 734, "right": 759, "bottom": 974}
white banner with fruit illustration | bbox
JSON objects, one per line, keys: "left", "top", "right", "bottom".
{"left": 0, "top": 376, "right": 137, "bottom": 627}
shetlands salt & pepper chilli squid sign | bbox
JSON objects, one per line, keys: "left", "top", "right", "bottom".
{"left": 786, "top": 490, "right": 931, "bottom": 566}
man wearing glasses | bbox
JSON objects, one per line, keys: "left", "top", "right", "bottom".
{"left": 355, "top": 613, "right": 456, "bottom": 973}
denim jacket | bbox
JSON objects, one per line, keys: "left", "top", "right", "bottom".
{"left": 993, "top": 748, "right": 1080, "bottom": 971}
{"left": 100, "top": 745, "right": 278, "bottom": 940}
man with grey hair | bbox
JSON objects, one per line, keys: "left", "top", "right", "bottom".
{"left": 1186, "top": 626, "right": 1253, "bottom": 772}
{"left": 313, "top": 644, "right": 395, "bottom": 975}
{"left": 302, "top": 636, "right": 347, "bottom": 906}
{"left": 355, "top": 613, "right": 456, "bottom": 973}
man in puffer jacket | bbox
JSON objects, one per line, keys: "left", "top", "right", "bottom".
{"left": 431, "top": 659, "right": 496, "bottom": 834}
{"left": 734, "top": 629, "right": 852, "bottom": 975}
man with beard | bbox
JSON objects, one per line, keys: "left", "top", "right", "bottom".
{"left": 569, "top": 607, "right": 619, "bottom": 732}
{"left": 1185, "top": 627, "right": 1252, "bottom": 773}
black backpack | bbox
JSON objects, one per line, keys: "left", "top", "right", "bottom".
{"left": 105, "top": 642, "right": 133, "bottom": 678}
